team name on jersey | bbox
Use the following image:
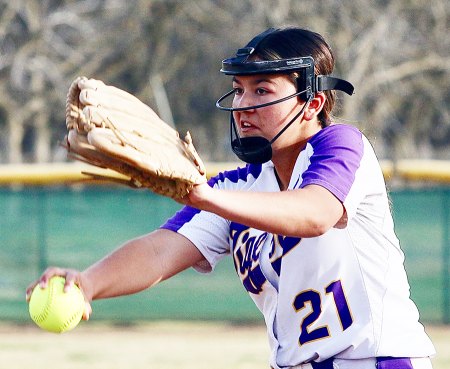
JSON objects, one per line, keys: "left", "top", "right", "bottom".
{"left": 229, "top": 222, "right": 301, "bottom": 294}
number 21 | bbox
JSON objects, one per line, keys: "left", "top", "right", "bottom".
{"left": 293, "top": 280, "right": 353, "bottom": 345}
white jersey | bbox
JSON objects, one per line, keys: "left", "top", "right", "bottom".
{"left": 162, "top": 124, "right": 435, "bottom": 368}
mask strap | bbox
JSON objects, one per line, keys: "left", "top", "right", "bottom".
{"left": 317, "top": 76, "right": 354, "bottom": 95}
{"left": 230, "top": 112, "right": 241, "bottom": 146}
{"left": 232, "top": 28, "right": 279, "bottom": 63}
{"left": 269, "top": 93, "right": 313, "bottom": 145}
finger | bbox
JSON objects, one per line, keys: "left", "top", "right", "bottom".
{"left": 26, "top": 267, "right": 67, "bottom": 302}
{"left": 82, "top": 302, "right": 92, "bottom": 321}
{"left": 39, "top": 267, "right": 67, "bottom": 288}
{"left": 63, "top": 270, "right": 79, "bottom": 293}
{"left": 25, "top": 282, "right": 38, "bottom": 302}
{"left": 79, "top": 87, "right": 162, "bottom": 124}
{"left": 78, "top": 79, "right": 146, "bottom": 111}
{"left": 82, "top": 105, "right": 175, "bottom": 138}
{"left": 77, "top": 77, "right": 105, "bottom": 91}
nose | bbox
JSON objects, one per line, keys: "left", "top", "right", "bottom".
{"left": 232, "top": 92, "right": 257, "bottom": 112}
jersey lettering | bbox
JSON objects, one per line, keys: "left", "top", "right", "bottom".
{"left": 230, "top": 223, "right": 302, "bottom": 294}
{"left": 230, "top": 223, "right": 268, "bottom": 294}
{"left": 269, "top": 235, "right": 301, "bottom": 276}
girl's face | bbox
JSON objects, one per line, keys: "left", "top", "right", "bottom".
{"left": 231, "top": 74, "right": 305, "bottom": 151}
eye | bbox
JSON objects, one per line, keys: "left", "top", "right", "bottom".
{"left": 256, "top": 88, "right": 268, "bottom": 95}
{"left": 233, "top": 87, "right": 243, "bottom": 95}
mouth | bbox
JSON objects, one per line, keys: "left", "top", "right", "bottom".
{"left": 240, "top": 120, "right": 258, "bottom": 134}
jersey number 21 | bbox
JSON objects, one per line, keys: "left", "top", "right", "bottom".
{"left": 293, "top": 279, "right": 353, "bottom": 345}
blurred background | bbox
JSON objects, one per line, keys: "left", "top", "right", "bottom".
{"left": 0, "top": 0, "right": 449, "bottom": 368}
{"left": 0, "top": 0, "right": 449, "bottom": 163}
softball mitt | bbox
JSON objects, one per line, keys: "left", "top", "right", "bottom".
{"left": 65, "top": 76, "right": 206, "bottom": 200}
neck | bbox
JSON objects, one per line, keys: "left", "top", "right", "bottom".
{"left": 272, "top": 125, "right": 322, "bottom": 190}
{"left": 272, "top": 143, "right": 302, "bottom": 191}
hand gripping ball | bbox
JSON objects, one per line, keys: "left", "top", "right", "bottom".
{"left": 29, "top": 276, "right": 85, "bottom": 333}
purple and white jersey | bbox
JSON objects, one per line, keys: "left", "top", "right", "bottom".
{"left": 162, "top": 124, "right": 435, "bottom": 368}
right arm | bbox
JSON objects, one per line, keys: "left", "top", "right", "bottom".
{"left": 26, "top": 229, "right": 205, "bottom": 318}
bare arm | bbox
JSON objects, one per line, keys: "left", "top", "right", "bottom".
{"left": 183, "top": 183, "right": 345, "bottom": 238}
{"left": 26, "top": 229, "right": 205, "bottom": 318}
{"left": 82, "top": 229, "right": 204, "bottom": 300}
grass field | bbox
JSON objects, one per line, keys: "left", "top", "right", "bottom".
{"left": 0, "top": 322, "right": 448, "bottom": 369}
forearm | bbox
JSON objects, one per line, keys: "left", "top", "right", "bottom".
{"left": 202, "top": 191, "right": 321, "bottom": 237}
{"left": 82, "top": 234, "right": 162, "bottom": 301}
{"left": 186, "top": 183, "right": 344, "bottom": 237}
{"left": 81, "top": 229, "right": 204, "bottom": 301}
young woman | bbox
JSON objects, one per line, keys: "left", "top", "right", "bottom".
{"left": 27, "top": 27, "right": 435, "bottom": 369}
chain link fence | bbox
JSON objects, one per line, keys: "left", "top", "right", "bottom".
{"left": 0, "top": 185, "right": 448, "bottom": 324}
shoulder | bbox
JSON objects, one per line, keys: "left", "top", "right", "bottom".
{"left": 309, "top": 124, "right": 363, "bottom": 149}
{"left": 208, "top": 163, "right": 264, "bottom": 188}
{"left": 299, "top": 124, "right": 370, "bottom": 201}
{"left": 305, "top": 124, "right": 366, "bottom": 165}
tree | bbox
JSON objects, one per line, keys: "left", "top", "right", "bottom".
{"left": 0, "top": 0, "right": 448, "bottom": 163}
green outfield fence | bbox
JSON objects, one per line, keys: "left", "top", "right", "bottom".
{"left": 0, "top": 162, "right": 449, "bottom": 325}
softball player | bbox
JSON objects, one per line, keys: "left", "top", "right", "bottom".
{"left": 27, "top": 27, "right": 435, "bottom": 369}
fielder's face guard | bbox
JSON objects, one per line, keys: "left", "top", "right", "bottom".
{"left": 215, "top": 28, "right": 355, "bottom": 164}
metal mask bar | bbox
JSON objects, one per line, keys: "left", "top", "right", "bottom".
{"left": 215, "top": 87, "right": 311, "bottom": 112}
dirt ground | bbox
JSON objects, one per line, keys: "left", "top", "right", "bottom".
{"left": 0, "top": 322, "right": 447, "bottom": 369}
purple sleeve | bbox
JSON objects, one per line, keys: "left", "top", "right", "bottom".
{"left": 161, "top": 206, "right": 201, "bottom": 232}
{"left": 299, "top": 124, "right": 364, "bottom": 202}
{"left": 161, "top": 164, "right": 263, "bottom": 231}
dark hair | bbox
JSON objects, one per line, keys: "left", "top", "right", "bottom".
{"left": 253, "top": 27, "right": 336, "bottom": 127}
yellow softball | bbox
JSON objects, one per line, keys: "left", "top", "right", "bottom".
{"left": 28, "top": 276, "right": 85, "bottom": 333}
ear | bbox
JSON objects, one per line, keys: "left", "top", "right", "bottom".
{"left": 303, "top": 92, "right": 326, "bottom": 121}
